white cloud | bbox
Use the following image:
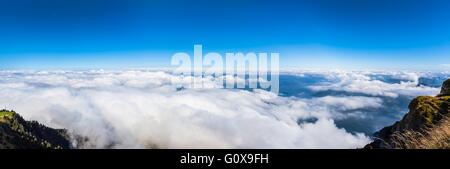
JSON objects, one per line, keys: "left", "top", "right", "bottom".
{"left": 295, "top": 70, "right": 441, "bottom": 98}
{"left": 0, "top": 70, "right": 372, "bottom": 149}
{"left": 312, "top": 96, "right": 383, "bottom": 111}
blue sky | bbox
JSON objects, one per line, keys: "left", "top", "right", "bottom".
{"left": 1, "top": 0, "right": 449, "bottom": 70}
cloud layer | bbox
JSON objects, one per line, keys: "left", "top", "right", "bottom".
{"left": 282, "top": 69, "right": 441, "bottom": 98}
{"left": 0, "top": 69, "right": 446, "bottom": 148}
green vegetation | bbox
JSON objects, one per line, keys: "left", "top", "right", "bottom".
{"left": 0, "top": 110, "right": 15, "bottom": 117}
{"left": 0, "top": 110, "right": 15, "bottom": 123}
{"left": 0, "top": 109, "right": 72, "bottom": 149}
{"left": 365, "top": 79, "right": 450, "bottom": 149}
{"left": 408, "top": 96, "right": 449, "bottom": 125}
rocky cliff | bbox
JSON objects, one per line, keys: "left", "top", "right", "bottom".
{"left": 365, "top": 79, "right": 450, "bottom": 149}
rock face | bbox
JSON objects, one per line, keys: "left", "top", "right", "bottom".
{"left": 365, "top": 79, "right": 450, "bottom": 149}
{"left": 438, "top": 79, "right": 450, "bottom": 96}
{"left": 0, "top": 110, "right": 72, "bottom": 149}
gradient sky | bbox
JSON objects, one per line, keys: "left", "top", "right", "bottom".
{"left": 1, "top": 0, "right": 449, "bottom": 70}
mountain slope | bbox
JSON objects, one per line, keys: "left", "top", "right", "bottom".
{"left": 0, "top": 110, "right": 72, "bottom": 149}
{"left": 365, "top": 79, "right": 450, "bottom": 149}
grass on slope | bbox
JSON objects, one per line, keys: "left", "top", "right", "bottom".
{"left": 0, "top": 110, "right": 15, "bottom": 117}
{"left": 0, "top": 110, "right": 15, "bottom": 123}
{"left": 391, "top": 115, "right": 450, "bottom": 149}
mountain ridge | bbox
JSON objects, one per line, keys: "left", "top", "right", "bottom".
{"left": 0, "top": 110, "right": 72, "bottom": 149}
{"left": 365, "top": 79, "right": 450, "bottom": 149}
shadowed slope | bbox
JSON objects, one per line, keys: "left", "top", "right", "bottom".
{"left": 0, "top": 110, "right": 72, "bottom": 149}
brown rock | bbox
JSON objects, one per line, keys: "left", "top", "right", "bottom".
{"left": 438, "top": 79, "right": 450, "bottom": 96}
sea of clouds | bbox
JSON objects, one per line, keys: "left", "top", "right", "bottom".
{"left": 0, "top": 69, "right": 447, "bottom": 148}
